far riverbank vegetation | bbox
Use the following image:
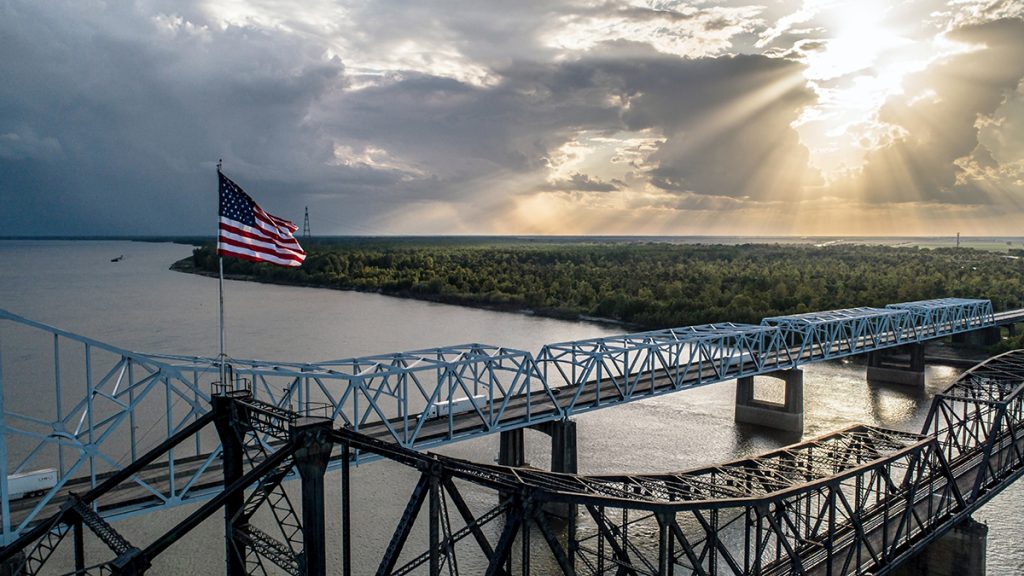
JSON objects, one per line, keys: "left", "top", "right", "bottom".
{"left": 179, "top": 239, "right": 1024, "bottom": 347}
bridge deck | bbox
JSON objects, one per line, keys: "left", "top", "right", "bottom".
{"left": 0, "top": 334, "right": 998, "bottom": 532}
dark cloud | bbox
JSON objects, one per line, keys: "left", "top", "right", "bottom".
{"left": 613, "top": 54, "right": 817, "bottom": 200}
{"left": 2, "top": 0, "right": 1019, "bottom": 236}
{"left": 0, "top": 0, "right": 812, "bottom": 235}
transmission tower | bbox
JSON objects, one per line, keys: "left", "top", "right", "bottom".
{"left": 302, "top": 206, "right": 311, "bottom": 240}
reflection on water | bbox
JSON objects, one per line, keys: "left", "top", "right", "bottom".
{"left": 1, "top": 240, "right": 1021, "bottom": 574}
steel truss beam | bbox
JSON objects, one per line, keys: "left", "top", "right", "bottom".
{"left": 5, "top": 344, "right": 1024, "bottom": 576}
{"left": 0, "top": 298, "right": 1013, "bottom": 564}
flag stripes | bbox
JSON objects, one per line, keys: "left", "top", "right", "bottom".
{"left": 217, "top": 171, "right": 306, "bottom": 267}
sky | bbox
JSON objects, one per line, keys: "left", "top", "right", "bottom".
{"left": 2, "top": 0, "right": 1023, "bottom": 237}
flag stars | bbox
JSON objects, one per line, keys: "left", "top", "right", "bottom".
{"left": 218, "top": 171, "right": 305, "bottom": 267}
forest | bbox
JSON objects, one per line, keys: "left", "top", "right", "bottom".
{"left": 182, "top": 239, "right": 1024, "bottom": 332}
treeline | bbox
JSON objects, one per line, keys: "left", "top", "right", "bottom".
{"left": 186, "top": 241, "right": 1024, "bottom": 329}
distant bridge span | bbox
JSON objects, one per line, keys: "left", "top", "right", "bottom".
{"left": 0, "top": 298, "right": 1022, "bottom": 546}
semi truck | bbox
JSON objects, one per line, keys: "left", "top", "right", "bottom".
{"left": 426, "top": 394, "right": 486, "bottom": 419}
{"left": 6, "top": 468, "right": 58, "bottom": 500}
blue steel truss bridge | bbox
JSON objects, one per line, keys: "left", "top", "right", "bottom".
{"left": 1, "top": 297, "right": 1024, "bottom": 574}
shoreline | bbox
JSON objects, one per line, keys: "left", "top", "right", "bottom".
{"left": 169, "top": 256, "right": 638, "bottom": 330}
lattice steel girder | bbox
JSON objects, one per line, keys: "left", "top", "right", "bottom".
{"left": 0, "top": 298, "right": 1006, "bottom": 546}
{"left": 537, "top": 323, "right": 791, "bottom": 411}
{"left": 924, "top": 349, "right": 1024, "bottom": 471}
{"left": 0, "top": 309, "right": 226, "bottom": 544}
{"left": 885, "top": 297, "right": 994, "bottom": 337}
{"left": 438, "top": 425, "right": 929, "bottom": 513}
{"left": 0, "top": 309, "right": 563, "bottom": 544}
{"left": 310, "top": 342, "right": 562, "bottom": 446}
{"left": 762, "top": 307, "right": 913, "bottom": 361}
{"left": 569, "top": 439, "right": 956, "bottom": 576}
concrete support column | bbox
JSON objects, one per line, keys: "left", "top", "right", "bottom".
{"left": 496, "top": 422, "right": 579, "bottom": 517}
{"left": 536, "top": 419, "right": 578, "bottom": 519}
{"left": 974, "top": 326, "right": 1002, "bottom": 347}
{"left": 867, "top": 343, "right": 926, "bottom": 387}
{"left": 548, "top": 419, "right": 578, "bottom": 475}
{"left": 734, "top": 369, "right": 803, "bottom": 433}
{"left": 893, "top": 517, "right": 987, "bottom": 576}
{"left": 954, "top": 327, "right": 1002, "bottom": 348}
{"left": 498, "top": 428, "right": 525, "bottom": 467}
{"left": 291, "top": 416, "right": 334, "bottom": 576}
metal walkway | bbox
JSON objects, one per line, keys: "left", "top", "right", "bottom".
{"left": 2, "top": 348, "right": 1024, "bottom": 574}
{"left": 0, "top": 299, "right": 1015, "bottom": 544}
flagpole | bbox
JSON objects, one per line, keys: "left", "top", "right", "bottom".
{"left": 219, "top": 256, "right": 225, "bottom": 358}
{"left": 213, "top": 161, "right": 306, "bottom": 391}
{"left": 217, "top": 159, "right": 227, "bottom": 388}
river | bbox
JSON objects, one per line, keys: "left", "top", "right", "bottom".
{"left": 0, "top": 240, "right": 1021, "bottom": 574}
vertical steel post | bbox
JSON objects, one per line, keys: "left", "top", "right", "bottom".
{"left": 429, "top": 468, "right": 440, "bottom": 576}
{"left": 165, "top": 374, "right": 175, "bottom": 499}
{"left": 128, "top": 360, "right": 137, "bottom": 463}
{"left": 212, "top": 393, "right": 247, "bottom": 576}
{"left": 74, "top": 515, "right": 85, "bottom": 573}
{"left": 85, "top": 343, "right": 96, "bottom": 488}
{"left": 0, "top": 327, "right": 9, "bottom": 546}
{"left": 219, "top": 257, "right": 225, "bottom": 364}
{"left": 341, "top": 442, "right": 352, "bottom": 576}
{"left": 293, "top": 416, "right": 333, "bottom": 576}
{"left": 54, "top": 335, "right": 65, "bottom": 478}
{"left": 656, "top": 512, "right": 672, "bottom": 576}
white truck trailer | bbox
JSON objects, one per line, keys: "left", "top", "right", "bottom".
{"left": 6, "top": 468, "right": 58, "bottom": 500}
{"left": 426, "top": 394, "right": 486, "bottom": 419}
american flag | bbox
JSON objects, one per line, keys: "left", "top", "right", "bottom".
{"left": 217, "top": 171, "right": 306, "bottom": 267}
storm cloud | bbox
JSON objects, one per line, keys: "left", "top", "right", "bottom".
{"left": 1, "top": 1, "right": 1022, "bottom": 235}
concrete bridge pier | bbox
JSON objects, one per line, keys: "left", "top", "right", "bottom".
{"left": 893, "top": 517, "right": 987, "bottom": 576}
{"left": 534, "top": 419, "right": 579, "bottom": 476}
{"left": 734, "top": 369, "right": 803, "bottom": 433}
{"left": 497, "top": 420, "right": 578, "bottom": 518}
{"left": 534, "top": 419, "right": 578, "bottom": 519}
{"left": 952, "top": 326, "right": 1002, "bottom": 348}
{"left": 498, "top": 427, "right": 526, "bottom": 467}
{"left": 867, "top": 343, "right": 925, "bottom": 387}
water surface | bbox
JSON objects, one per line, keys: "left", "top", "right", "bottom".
{"left": 1, "top": 240, "right": 1020, "bottom": 574}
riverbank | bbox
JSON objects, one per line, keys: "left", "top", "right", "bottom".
{"left": 174, "top": 240, "right": 1024, "bottom": 334}
{"left": 170, "top": 255, "right": 637, "bottom": 329}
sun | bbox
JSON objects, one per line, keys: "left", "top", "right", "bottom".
{"left": 804, "top": 1, "right": 907, "bottom": 82}
{"left": 792, "top": 1, "right": 929, "bottom": 178}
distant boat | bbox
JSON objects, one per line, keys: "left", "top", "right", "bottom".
{"left": 111, "top": 255, "right": 124, "bottom": 262}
